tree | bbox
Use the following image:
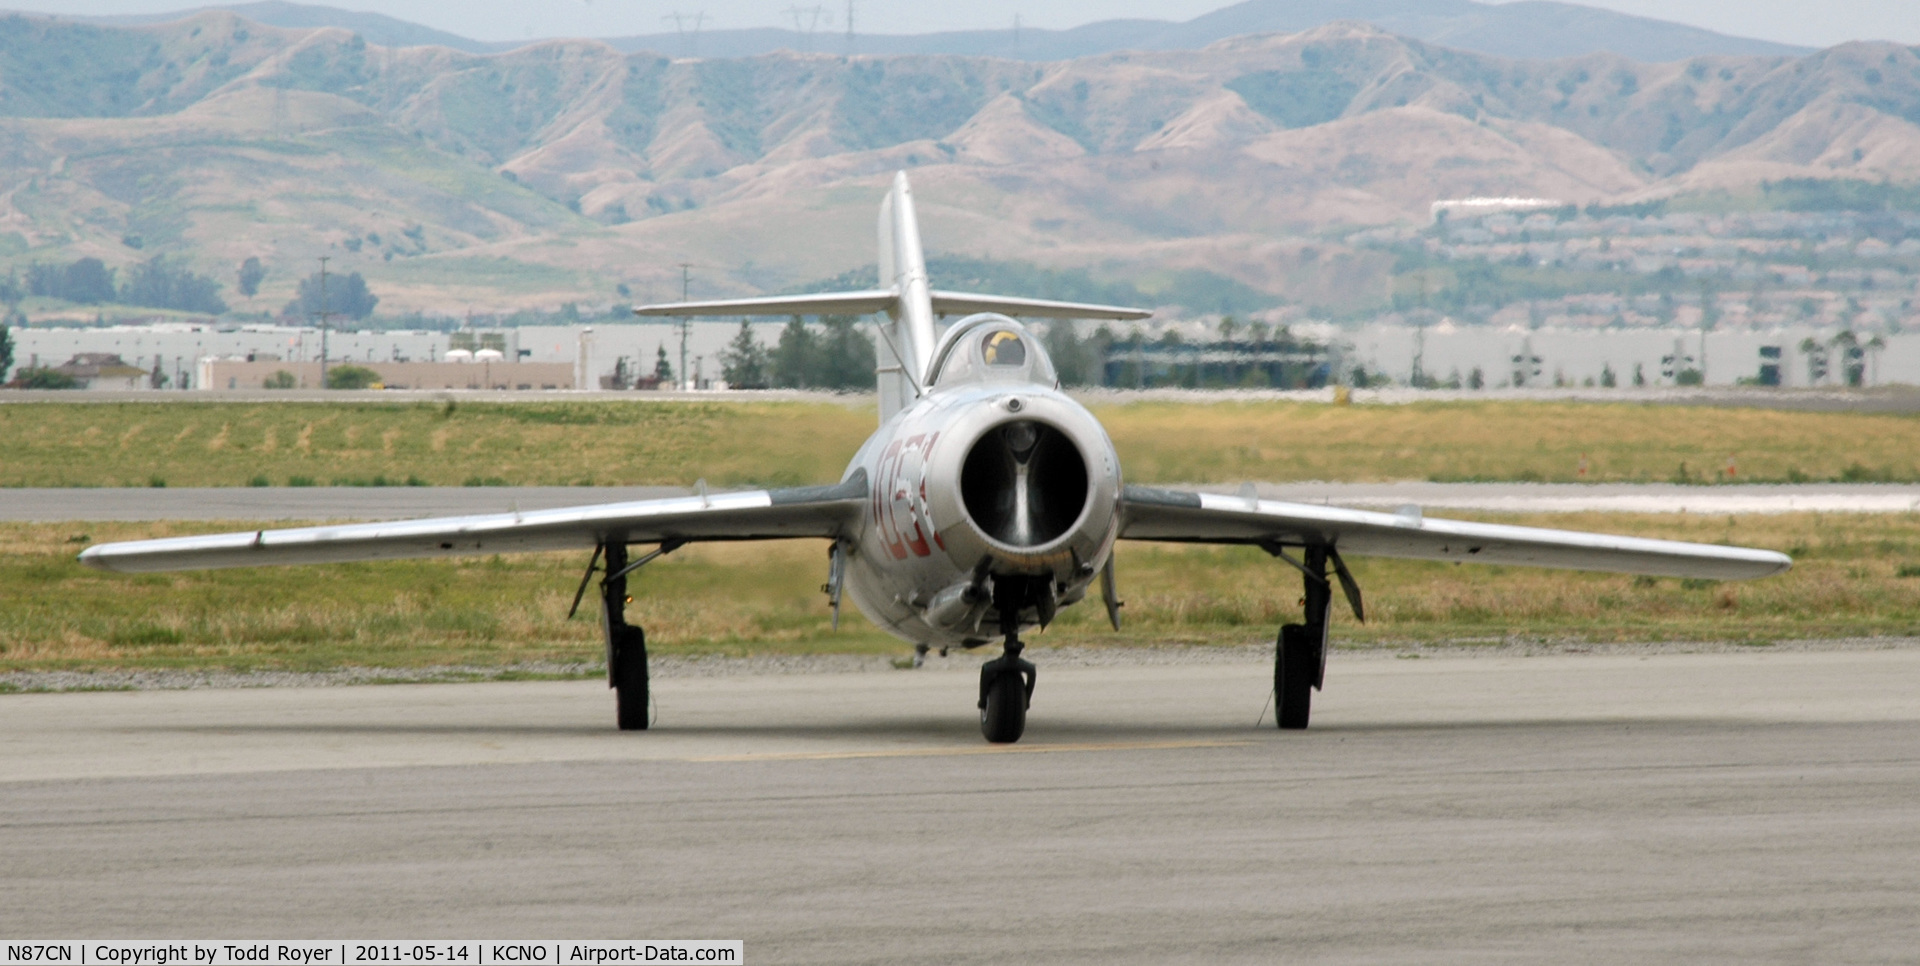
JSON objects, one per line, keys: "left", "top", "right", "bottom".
{"left": 120, "top": 257, "right": 227, "bottom": 314}
{"left": 816, "top": 315, "right": 875, "bottom": 389}
{"left": 325, "top": 364, "right": 380, "bottom": 389}
{"left": 149, "top": 358, "right": 169, "bottom": 390}
{"left": 9, "top": 367, "right": 80, "bottom": 389}
{"left": 263, "top": 370, "right": 297, "bottom": 389}
{"left": 287, "top": 270, "right": 378, "bottom": 320}
{"left": 770, "top": 315, "right": 820, "bottom": 388}
{"left": 0, "top": 319, "right": 12, "bottom": 383}
{"left": 719, "top": 320, "right": 769, "bottom": 388}
{"left": 237, "top": 257, "right": 265, "bottom": 298}
{"left": 27, "top": 258, "right": 117, "bottom": 304}
{"left": 653, "top": 343, "right": 673, "bottom": 383}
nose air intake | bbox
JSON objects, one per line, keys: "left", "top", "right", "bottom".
{"left": 960, "top": 420, "right": 1090, "bottom": 547}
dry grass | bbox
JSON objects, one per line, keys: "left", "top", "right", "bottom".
{"left": 4, "top": 398, "right": 1917, "bottom": 489}
{"left": 4, "top": 513, "right": 1916, "bottom": 672}
{"left": 1097, "top": 399, "right": 1920, "bottom": 484}
{"left": 0, "top": 399, "right": 876, "bottom": 488}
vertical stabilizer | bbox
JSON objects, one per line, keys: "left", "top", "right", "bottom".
{"left": 875, "top": 171, "right": 937, "bottom": 420}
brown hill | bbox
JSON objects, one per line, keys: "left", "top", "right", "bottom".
{"left": 2, "top": 13, "right": 1917, "bottom": 315}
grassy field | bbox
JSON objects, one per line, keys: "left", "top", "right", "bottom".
{"left": 4, "top": 512, "right": 1916, "bottom": 674}
{"left": 2, "top": 398, "right": 1919, "bottom": 488}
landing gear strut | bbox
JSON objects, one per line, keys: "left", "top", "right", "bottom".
{"left": 1273, "top": 545, "right": 1333, "bottom": 730}
{"left": 603, "top": 541, "right": 650, "bottom": 730}
{"left": 979, "top": 575, "right": 1044, "bottom": 743}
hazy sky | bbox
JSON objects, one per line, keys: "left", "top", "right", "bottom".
{"left": 19, "top": 0, "right": 1920, "bottom": 48}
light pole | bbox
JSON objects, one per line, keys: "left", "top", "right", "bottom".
{"left": 315, "top": 256, "right": 334, "bottom": 389}
{"left": 677, "top": 262, "right": 693, "bottom": 391}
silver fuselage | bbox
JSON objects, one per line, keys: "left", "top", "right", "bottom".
{"left": 836, "top": 319, "right": 1121, "bottom": 648}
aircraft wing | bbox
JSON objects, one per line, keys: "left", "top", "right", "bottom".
{"left": 632, "top": 291, "right": 898, "bottom": 318}
{"left": 1119, "top": 485, "right": 1791, "bottom": 580}
{"left": 78, "top": 474, "right": 868, "bottom": 574}
{"left": 928, "top": 291, "right": 1151, "bottom": 321}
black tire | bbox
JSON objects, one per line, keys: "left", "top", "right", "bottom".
{"left": 980, "top": 668, "right": 1027, "bottom": 743}
{"left": 612, "top": 625, "right": 650, "bottom": 731}
{"left": 1276, "top": 624, "right": 1315, "bottom": 730}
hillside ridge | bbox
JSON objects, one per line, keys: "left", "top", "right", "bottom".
{"left": 0, "top": 11, "right": 1909, "bottom": 317}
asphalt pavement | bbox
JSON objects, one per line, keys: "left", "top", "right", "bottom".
{"left": 4, "top": 649, "right": 1917, "bottom": 961}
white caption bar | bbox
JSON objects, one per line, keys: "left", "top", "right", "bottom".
{"left": 1, "top": 944, "right": 741, "bottom": 966}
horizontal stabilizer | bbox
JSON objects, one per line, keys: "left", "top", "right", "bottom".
{"left": 633, "top": 290, "right": 898, "bottom": 318}
{"left": 929, "top": 290, "right": 1151, "bottom": 321}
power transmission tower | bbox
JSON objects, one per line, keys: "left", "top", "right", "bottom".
{"left": 785, "top": 4, "right": 828, "bottom": 52}
{"left": 663, "top": 11, "right": 707, "bottom": 57}
{"left": 844, "top": 0, "right": 855, "bottom": 52}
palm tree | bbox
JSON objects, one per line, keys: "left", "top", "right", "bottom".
{"left": 1799, "top": 336, "right": 1826, "bottom": 385}
{"left": 1830, "top": 330, "right": 1863, "bottom": 386}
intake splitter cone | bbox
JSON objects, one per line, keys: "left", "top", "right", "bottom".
{"left": 960, "top": 419, "right": 1090, "bottom": 549}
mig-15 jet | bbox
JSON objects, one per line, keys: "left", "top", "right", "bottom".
{"left": 81, "top": 173, "right": 1790, "bottom": 743}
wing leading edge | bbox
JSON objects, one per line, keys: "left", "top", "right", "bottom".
{"left": 1119, "top": 485, "right": 1790, "bottom": 581}
{"left": 78, "top": 473, "right": 868, "bottom": 574}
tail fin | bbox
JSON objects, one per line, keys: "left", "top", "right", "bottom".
{"left": 876, "top": 171, "right": 937, "bottom": 419}
{"left": 632, "top": 169, "right": 1149, "bottom": 420}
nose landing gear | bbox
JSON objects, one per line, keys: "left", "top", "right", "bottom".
{"left": 979, "top": 639, "right": 1035, "bottom": 744}
{"left": 978, "top": 574, "right": 1047, "bottom": 743}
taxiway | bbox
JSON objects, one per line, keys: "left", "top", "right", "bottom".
{"left": 3, "top": 649, "right": 1917, "bottom": 961}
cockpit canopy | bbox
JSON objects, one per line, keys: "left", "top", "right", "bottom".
{"left": 929, "top": 314, "right": 1058, "bottom": 389}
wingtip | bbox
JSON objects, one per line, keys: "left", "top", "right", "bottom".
{"left": 76, "top": 546, "right": 112, "bottom": 572}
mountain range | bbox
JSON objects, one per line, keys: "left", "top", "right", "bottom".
{"left": 76, "top": 0, "right": 1810, "bottom": 63}
{"left": 0, "top": 7, "right": 1912, "bottom": 316}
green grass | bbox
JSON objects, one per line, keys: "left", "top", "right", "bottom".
{"left": 3, "top": 398, "right": 1919, "bottom": 488}
{"left": 2, "top": 512, "right": 1915, "bottom": 673}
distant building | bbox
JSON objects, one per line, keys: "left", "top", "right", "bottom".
{"left": 52, "top": 353, "right": 148, "bottom": 390}
{"left": 1431, "top": 197, "right": 1566, "bottom": 223}
{"left": 196, "top": 359, "right": 577, "bottom": 391}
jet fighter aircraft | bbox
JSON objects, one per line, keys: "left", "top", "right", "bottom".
{"left": 80, "top": 173, "right": 1791, "bottom": 743}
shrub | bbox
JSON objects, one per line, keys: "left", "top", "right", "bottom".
{"left": 325, "top": 365, "right": 380, "bottom": 390}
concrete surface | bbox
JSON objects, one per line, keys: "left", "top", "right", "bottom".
{"left": 3, "top": 650, "right": 1918, "bottom": 961}
{"left": 5, "top": 482, "right": 1918, "bottom": 522}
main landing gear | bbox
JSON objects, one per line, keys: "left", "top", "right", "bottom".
{"left": 1264, "top": 542, "right": 1364, "bottom": 730}
{"left": 979, "top": 574, "right": 1046, "bottom": 743}
{"left": 571, "top": 539, "right": 682, "bottom": 731}
{"left": 603, "top": 542, "right": 650, "bottom": 730}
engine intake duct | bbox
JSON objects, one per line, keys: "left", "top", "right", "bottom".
{"left": 960, "top": 420, "right": 1089, "bottom": 547}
